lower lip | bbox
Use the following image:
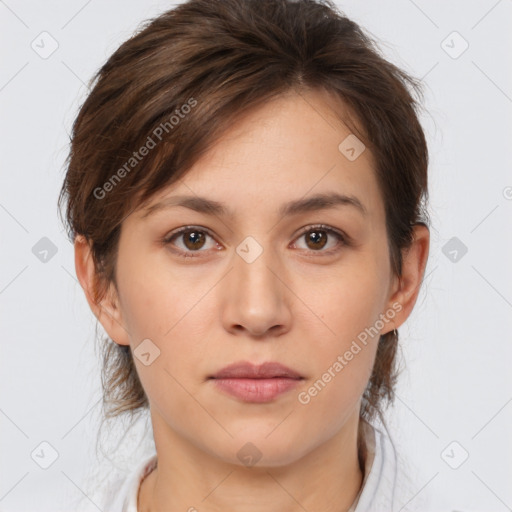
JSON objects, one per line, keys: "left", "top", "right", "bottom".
{"left": 211, "top": 377, "right": 302, "bottom": 403}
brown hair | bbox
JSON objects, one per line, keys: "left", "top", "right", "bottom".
{"left": 58, "top": 0, "right": 429, "bottom": 466}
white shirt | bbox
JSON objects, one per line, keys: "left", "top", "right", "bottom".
{"left": 102, "top": 418, "right": 431, "bottom": 512}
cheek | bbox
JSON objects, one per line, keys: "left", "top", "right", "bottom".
{"left": 307, "top": 260, "right": 388, "bottom": 346}
{"left": 291, "top": 330, "right": 377, "bottom": 455}
{"left": 116, "top": 250, "right": 204, "bottom": 338}
{"left": 294, "top": 260, "right": 386, "bottom": 401}
{"left": 115, "top": 255, "right": 215, "bottom": 386}
{"left": 298, "top": 306, "right": 379, "bottom": 409}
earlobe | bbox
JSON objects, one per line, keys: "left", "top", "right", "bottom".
{"left": 384, "top": 224, "right": 430, "bottom": 333}
{"left": 74, "top": 234, "right": 131, "bottom": 346}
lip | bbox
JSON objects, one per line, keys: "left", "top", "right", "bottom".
{"left": 210, "top": 361, "right": 303, "bottom": 380}
{"left": 209, "top": 361, "right": 304, "bottom": 403}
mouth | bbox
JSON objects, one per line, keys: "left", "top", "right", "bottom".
{"left": 208, "top": 361, "right": 304, "bottom": 403}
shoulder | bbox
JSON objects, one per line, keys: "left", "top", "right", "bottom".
{"left": 353, "top": 418, "right": 434, "bottom": 512}
{"left": 101, "top": 453, "right": 158, "bottom": 512}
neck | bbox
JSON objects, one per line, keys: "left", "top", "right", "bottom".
{"left": 138, "top": 407, "right": 365, "bottom": 512}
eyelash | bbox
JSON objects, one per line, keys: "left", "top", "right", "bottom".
{"left": 162, "top": 224, "right": 350, "bottom": 259}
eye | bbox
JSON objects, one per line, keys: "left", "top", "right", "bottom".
{"left": 162, "top": 224, "right": 349, "bottom": 259}
{"left": 162, "top": 226, "right": 220, "bottom": 258}
{"left": 291, "top": 224, "right": 347, "bottom": 255}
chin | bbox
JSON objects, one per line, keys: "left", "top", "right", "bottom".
{"left": 214, "top": 429, "right": 311, "bottom": 469}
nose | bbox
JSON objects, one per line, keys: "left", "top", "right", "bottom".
{"left": 221, "top": 240, "right": 292, "bottom": 338}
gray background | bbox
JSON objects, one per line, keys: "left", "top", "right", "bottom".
{"left": 1, "top": 0, "right": 511, "bottom": 511}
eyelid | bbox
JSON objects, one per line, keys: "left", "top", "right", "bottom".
{"left": 294, "top": 223, "right": 348, "bottom": 244}
{"left": 163, "top": 225, "right": 216, "bottom": 242}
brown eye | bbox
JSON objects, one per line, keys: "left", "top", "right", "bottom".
{"left": 293, "top": 225, "right": 347, "bottom": 254}
{"left": 163, "top": 226, "right": 218, "bottom": 258}
{"left": 164, "top": 224, "right": 348, "bottom": 259}
{"left": 304, "top": 229, "right": 328, "bottom": 250}
{"left": 182, "top": 230, "right": 206, "bottom": 250}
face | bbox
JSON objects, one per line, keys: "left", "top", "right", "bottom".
{"left": 80, "top": 88, "right": 421, "bottom": 468}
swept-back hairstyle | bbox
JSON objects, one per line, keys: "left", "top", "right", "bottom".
{"left": 58, "top": 0, "right": 429, "bottom": 465}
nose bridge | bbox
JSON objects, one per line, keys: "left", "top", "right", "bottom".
{"left": 224, "top": 233, "right": 289, "bottom": 335}
{"left": 235, "top": 233, "right": 280, "bottom": 300}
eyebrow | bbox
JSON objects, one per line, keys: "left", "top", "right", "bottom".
{"left": 140, "top": 192, "right": 368, "bottom": 220}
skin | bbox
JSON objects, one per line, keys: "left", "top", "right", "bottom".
{"left": 75, "top": 88, "right": 429, "bottom": 512}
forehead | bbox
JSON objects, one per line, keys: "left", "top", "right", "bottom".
{"left": 136, "top": 89, "right": 384, "bottom": 224}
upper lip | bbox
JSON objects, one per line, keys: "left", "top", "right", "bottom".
{"left": 210, "top": 361, "right": 303, "bottom": 379}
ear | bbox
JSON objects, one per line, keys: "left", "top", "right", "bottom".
{"left": 74, "top": 234, "right": 131, "bottom": 346}
{"left": 383, "top": 224, "right": 430, "bottom": 333}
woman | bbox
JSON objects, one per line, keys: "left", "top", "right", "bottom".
{"left": 58, "top": 0, "right": 431, "bottom": 510}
